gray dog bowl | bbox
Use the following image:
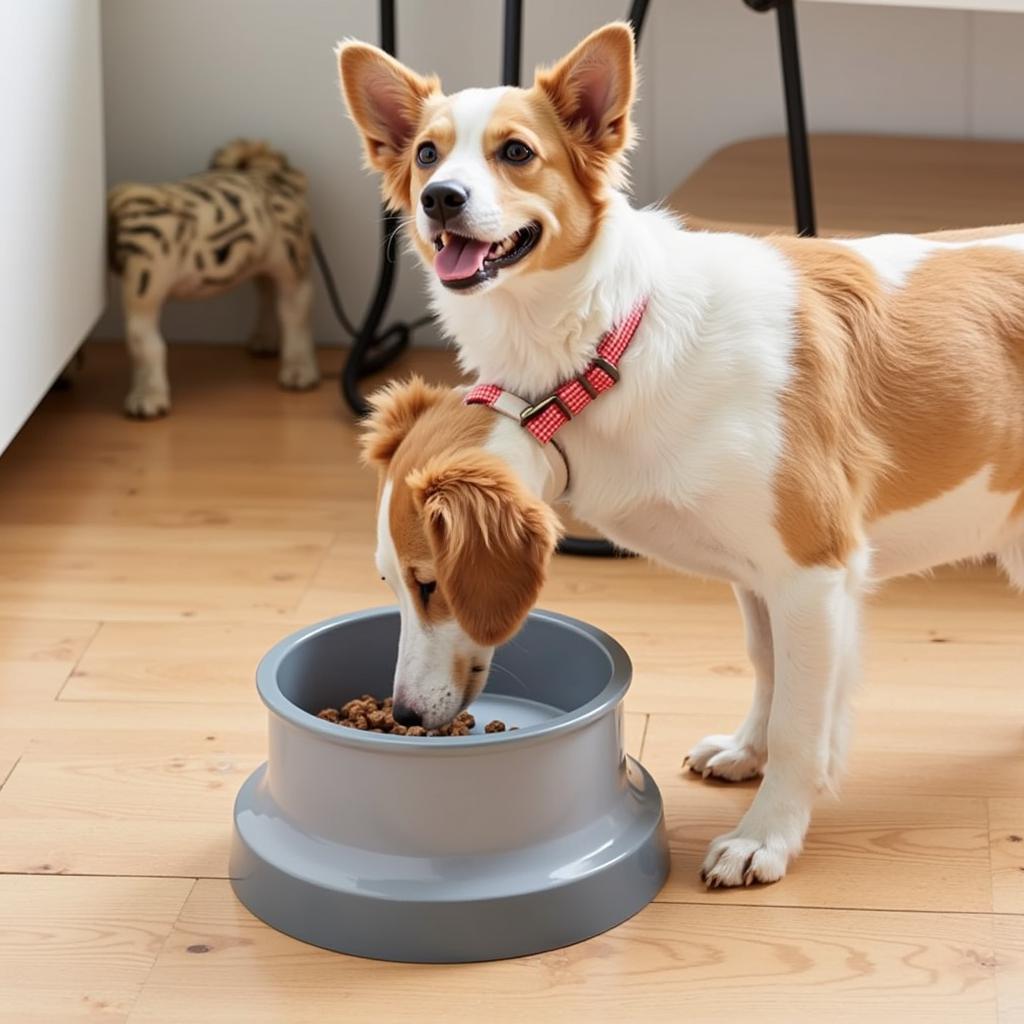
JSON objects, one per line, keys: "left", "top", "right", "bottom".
{"left": 230, "top": 607, "right": 668, "bottom": 963}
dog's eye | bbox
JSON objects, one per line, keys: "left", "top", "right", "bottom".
{"left": 416, "top": 142, "right": 438, "bottom": 167}
{"left": 500, "top": 140, "right": 533, "bottom": 164}
{"left": 417, "top": 579, "right": 437, "bottom": 606}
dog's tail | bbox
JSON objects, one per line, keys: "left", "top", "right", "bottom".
{"left": 207, "top": 138, "right": 308, "bottom": 197}
{"left": 208, "top": 138, "right": 288, "bottom": 173}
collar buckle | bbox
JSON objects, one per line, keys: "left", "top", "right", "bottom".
{"left": 520, "top": 392, "right": 572, "bottom": 426}
{"left": 590, "top": 355, "right": 620, "bottom": 383}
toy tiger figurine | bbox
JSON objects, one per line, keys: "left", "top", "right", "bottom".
{"left": 108, "top": 139, "right": 319, "bottom": 418}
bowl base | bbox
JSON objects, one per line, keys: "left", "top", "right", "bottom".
{"left": 230, "top": 757, "right": 669, "bottom": 963}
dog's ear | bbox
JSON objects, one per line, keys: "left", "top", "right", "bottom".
{"left": 337, "top": 41, "right": 439, "bottom": 207}
{"left": 360, "top": 376, "right": 448, "bottom": 468}
{"left": 408, "top": 452, "right": 562, "bottom": 646}
{"left": 535, "top": 23, "right": 636, "bottom": 179}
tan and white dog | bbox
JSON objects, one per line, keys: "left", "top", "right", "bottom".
{"left": 340, "top": 23, "right": 1024, "bottom": 888}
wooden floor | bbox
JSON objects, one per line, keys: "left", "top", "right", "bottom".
{"left": 0, "top": 341, "right": 1022, "bottom": 1023}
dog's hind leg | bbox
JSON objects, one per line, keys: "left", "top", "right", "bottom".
{"left": 273, "top": 273, "right": 320, "bottom": 390}
{"left": 246, "top": 275, "right": 281, "bottom": 356}
{"left": 701, "top": 553, "right": 866, "bottom": 887}
{"left": 685, "top": 587, "right": 772, "bottom": 781}
{"left": 825, "top": 557, "right": 865, "bottom": 791}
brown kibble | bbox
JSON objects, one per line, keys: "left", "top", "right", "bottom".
{"left": 317, "top": 695, "right": 510, "bottom": 737}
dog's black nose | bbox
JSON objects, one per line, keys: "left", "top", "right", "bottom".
{"left": 392, "top": 702, "right": 422, "bottom": 728}
{"left": 420, "top": 180, "right": 468, "bottom": 224}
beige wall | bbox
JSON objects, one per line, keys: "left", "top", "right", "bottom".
{"left": 94, "top": 0, "right": 1024, "bottom": 346}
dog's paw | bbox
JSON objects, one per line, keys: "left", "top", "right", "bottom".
{"left": 124, "top": 386, "right": 170, "bottom": 419}
{"left": 684, "top": 733, "right": 764, "bottom": 782}
{"left": 278, "top": 360, "right": 320, "bottom": 391}
{"left": 700, "top": 831, "right": 792, "bottom": 888}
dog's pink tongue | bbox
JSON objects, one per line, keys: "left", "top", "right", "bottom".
{"left": 435, "top": 236, "right": 491, "bottom": 282}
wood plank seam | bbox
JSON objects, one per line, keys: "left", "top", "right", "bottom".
{"left": 0, "top": 755, "right": 22, "bottom": 794}
{"left": 124, "top": 876, "right": 198, "bottom": 1024}
{"left": 286, "top": 530, "right": 342, "bottom": 618}
{"left": 52, "top": 620, "right": 103, "bottom": 701}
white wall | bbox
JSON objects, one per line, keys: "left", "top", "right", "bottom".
{"left": 94, "top": 0, "right": 1024, "bottom": 347}
{"left": 1, "top": 0, "right": 106, "bottom": 451}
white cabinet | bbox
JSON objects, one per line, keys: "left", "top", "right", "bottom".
{"left": 0, "top": 0, "right": 106, "bottom": 454}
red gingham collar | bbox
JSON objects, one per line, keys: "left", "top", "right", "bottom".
{"left": 465, "top": 299, "right": 648, "bottom": 452}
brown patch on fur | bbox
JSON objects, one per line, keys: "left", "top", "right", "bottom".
{"left": 337, "top": 42, "right": 440, "bottom": 209}
{"left": 485, "top": 90, "right": 606, "bottom": 273}
{"left": 406, "top": 450, "right": 561, "bottom": 646}
{"left": 771, "top": 237, "right": 1024, "bottom": 566}
{"left": 364, "top": 380, "right": 554, "bottom": 637}
{"left": 533, "top": 23, "right": 636, "bottom": 193}
{"left": 359, "top": 376, "right": 450, "bottom": 467}
{"left": 385, "top": 391, "right": 493, "bottom": 630}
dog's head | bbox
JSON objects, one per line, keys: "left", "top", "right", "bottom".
{"left": 337, "top": 23, "right": 636, "bottom": 295}
{"left": 362, "top": 379, "right": 561, "bottom": 728}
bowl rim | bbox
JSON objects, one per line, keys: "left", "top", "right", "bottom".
{"left": 255, "top": 607, "right": 632, "bottom": 752}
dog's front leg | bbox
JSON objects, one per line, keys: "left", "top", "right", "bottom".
{"left": 685, "top": 587, "right": 772, "bottom": 781}
{"left": 701, "top": 561, "right": 862, "bottom": 887}
{"left": 123, "top": 282, "right": 170, "bottom": 419}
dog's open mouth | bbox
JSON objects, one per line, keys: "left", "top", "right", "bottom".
{"left": 433, "top": 223, "right": 541, "bottom": 290}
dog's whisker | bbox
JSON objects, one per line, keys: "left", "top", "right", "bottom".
{"left": 485, "top": 662, "right": 530, "bottom": 695}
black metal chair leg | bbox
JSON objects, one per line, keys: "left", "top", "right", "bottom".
{"left": 503, "top": 0, "right": 523, "bottom": 86}
{"left": 339, "top": 0, "right": 406, "bottom": 417}
{"left": 744, "top": 0, "right": 816, "bottom": 237}
{"left": 628, "top": 0, "right": 650, "bottom": 40}
{"left": 775, "top": 1, "right": 815, "bottom": 236}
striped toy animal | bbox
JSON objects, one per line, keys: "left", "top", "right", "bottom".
{"left": 108, "top": 139, "right": 319, "bottom": 417}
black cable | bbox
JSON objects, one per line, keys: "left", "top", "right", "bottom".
{"left": 311, "top": 233, "right": 357, "bottom": 337}
{"left": 558, "top": 536, "right": 633, "bottom": 558}
{"left": 338, "top": 0, "right": 413, "bottom": 418}
{"left": 314, "top": 227, "right": 429, "bottom": 408}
